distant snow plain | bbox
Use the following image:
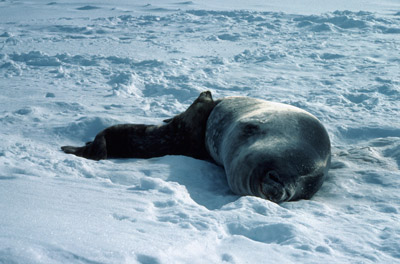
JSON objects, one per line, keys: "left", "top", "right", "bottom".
{"left": 0, "top": 0, "right": 399, "bottom": 263}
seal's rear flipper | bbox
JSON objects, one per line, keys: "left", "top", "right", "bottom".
{"left": 61, "top": 146, "right": 84, "bottom": 156}
{"left": 61, "top": 134, "right": 107, "bottom": 161}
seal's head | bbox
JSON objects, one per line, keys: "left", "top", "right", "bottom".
{"left": 254, "top": 146, "right": 330, "bottom": 203}
{"left": 188, "top": 91, "right": 216, "bottom": 118}
{"left": 165, "top": 91, "right": 216, "bottom": 125}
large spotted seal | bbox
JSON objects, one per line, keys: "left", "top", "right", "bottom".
{"left": 61, "top": 91, "right": 217, "bottom": 160}
{"left": 205, "top": 96, "right": 331, "bottom": 203}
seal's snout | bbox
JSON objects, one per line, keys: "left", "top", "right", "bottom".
{"left": 199, "top": 90, "right": 212, "bottom": 100}
{"left": 260, "top": 170, "right": 289, "bottom": 203}
{"left": 267, "top": 170, "right": 280, "bottom": 184}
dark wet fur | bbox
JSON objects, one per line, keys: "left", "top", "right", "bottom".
{"left": 61, "top": 91, "right": 217, "bottom": 161}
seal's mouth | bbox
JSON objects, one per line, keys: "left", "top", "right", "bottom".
{"left": 259, "top": 170, "right": 292, "bottom": 203}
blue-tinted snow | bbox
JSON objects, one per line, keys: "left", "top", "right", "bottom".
{"left": 0, "top": 1, "right": 399, "bottom": 263}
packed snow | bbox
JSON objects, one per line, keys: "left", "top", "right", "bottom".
{"left": 1, "top": 0, "right": 399, "bottom": 263}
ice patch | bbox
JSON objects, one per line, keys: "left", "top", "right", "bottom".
{"left": 76, "top": 5, "right": 100, "bottom": 11}
{"left": 319, "top": 53, "right": 345, "bottom": 60}
{"left": 338, "top": 126, "right": 400, "bottom": 141}
{"left": 175, "top": 1, "right": 194, "bottom": 5}
{"left": 131, "top": 59, "right": 164, "bottom": 68}
{"left": 217, "top": 33, "right": 241, "bottom": 41}
{"left": 0, "top": 31, "right": 12, "bottom": 37}
{"left": 14, "top": 107, "right": 33, "bottom": 116}
{"left": 49, "top": 25, "right": 94, "bottom": 35}
{"left": 136, "top": 254, "right": 161, "bottom": 264}
{"left": 105, "top": 56, "right": 133, "bottom": 65}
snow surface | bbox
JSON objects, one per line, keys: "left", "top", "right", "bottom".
{"left": 1, "top": 0, "right": 400, "bottom": 263}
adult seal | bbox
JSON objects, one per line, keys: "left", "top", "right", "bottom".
{"left": 61, "top": 91, "right": 217, "bottom": 160}
{"left": 205, "top": 96, "right": 331, "bottom": 203}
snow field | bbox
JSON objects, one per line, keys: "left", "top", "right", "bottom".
{"left": 1, "top": 1, "right": 400, "bottom": 263}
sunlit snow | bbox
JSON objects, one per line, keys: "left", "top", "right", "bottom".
{"left": 1, "top": 0, "right": 399, "bottom": 263}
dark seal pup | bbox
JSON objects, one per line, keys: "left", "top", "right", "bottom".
{"left": 61, "top": 91, "right": 217, "bottom": 160}
{"left": 205, "top": 96, "right": 331, "bottom": 203}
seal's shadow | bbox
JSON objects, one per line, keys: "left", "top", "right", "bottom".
{"left": 158, "top": 156, "right": 238, "bottom": 210}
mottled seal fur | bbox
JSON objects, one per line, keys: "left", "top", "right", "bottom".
{"left": 205, "top": 96, "right": 331, "bottom": 203}
{"left": 61, "top": 91, "right": 217, "bottom": 160}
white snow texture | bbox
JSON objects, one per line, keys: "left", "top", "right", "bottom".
{"left": 1, "top": 0, "right": 399, "bottom": 263}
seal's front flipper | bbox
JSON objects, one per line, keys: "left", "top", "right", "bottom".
{"left": 163, "top": 118, "right": 173, "bottom": 123}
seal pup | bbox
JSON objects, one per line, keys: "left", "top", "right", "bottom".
{"left": 61, "top": 91, "right": 217, "bottom": 160}
{"left": 205, "top": 96, "right": 331, "bottom": 203}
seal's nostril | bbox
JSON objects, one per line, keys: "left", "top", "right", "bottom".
{"left": 267, "top": 170, "right": 280, "bottom": 183}
{"left": 259, "top": 170, "right": 286, "bottom": 203}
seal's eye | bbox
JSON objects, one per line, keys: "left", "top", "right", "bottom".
{"left": 241, "top": 124, "right": 259, "bottom": 137}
